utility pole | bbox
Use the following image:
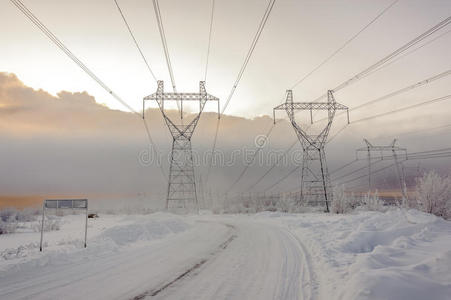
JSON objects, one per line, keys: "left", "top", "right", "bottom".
{"left": 274, "top": 90, "right": 349, "bottom": 212}
{"left": 356, "top": 139, "right": 408, "bottom": 204}
{"left": 144, "top": 81, "right": 219, "bottom": 212}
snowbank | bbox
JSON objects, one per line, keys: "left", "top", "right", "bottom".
{"left": 97, "top": 214, "right": 190, "bottom": 246}
{"left": 283, "top": 209, "right": 451, "bottom": 300}
{"left": 0, "top": 213, "right": 192, "bottom": 275}
{"left": 1, "top": 209, "right": 450, "bottom": 299}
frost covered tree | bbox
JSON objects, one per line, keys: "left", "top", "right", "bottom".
{"left": 331, "top": 185, "right": 348, "bottom": 214}
{"left": 331, "top": 185, "right": 360, "bottom": 214}
{"left": 361, "top": 190, "right": 385, "bottom": 212}
{"left": 415, "top": 171, "right": 451, "bottom": 219}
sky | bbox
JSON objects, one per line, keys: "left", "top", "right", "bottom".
{"left": 1, "top": 0, "right": 450, "bottom": 116}
{"left": 0, "top": 0, "right": 451, "bottom": 207}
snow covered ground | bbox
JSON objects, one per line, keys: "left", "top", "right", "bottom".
{"left": 263, "top": 209, "right": 451, "bottom": 300}
{"left": 0, "top": 209, "right": 450, "bottom": 299}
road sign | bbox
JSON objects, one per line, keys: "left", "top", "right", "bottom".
{"left": 40, "top": 199, "right": 89, "bottom": 251}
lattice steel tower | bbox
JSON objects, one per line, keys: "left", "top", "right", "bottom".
{"left": 356, "top": 139, "right": 408, "bottom": 203}
{"left": 144, "top": 81, "right": 219, "bottom": 212}
{"left": 274, "top": 90, "right": 349, "bottom": 212}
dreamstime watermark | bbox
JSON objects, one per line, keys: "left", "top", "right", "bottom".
{"left": 138, "top": 134, "right": 304, "bottom": 168}
{"left": 254, "top": 134, "right": 268, "bottom": 148}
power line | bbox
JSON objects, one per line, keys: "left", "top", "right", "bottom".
{"left": 278, "top": 149, "right": 451, "bottom": 193}
{"left": 10, "top": 0, "right": 167, "bottom": 180}
{"left": 325, "top": 70, "right": 451, "bottom": 142}
{"left": 261, "top": 144, "right": 451, "bottom": 194}
{"left": 340, "top": 149, "right": 451, "bottom": 187}
{"left": 329, "top": 158, "right": 359, "bottom": 175}
{"left": 204, "top": 0, "right": 215, "bottom": 82}
{"left": 347, "top": 70, "right": 451, "bottom": 115}
{"left": 10, "top": 0, "right": 139, "bottom": 115}
{"left": 142, "top": 118, "right": 167, "bottom": 178}
{"left": 257, "top": 84, "right": 451, "bottom": 194}
{"left": 113, "top": 0, "right": 157, "bottom": 82}
{"left": 244, "top": 139, "right": 299, "bottom": 192}
{"left": 203, "top": 0, "right": 218, "bottom": 181}
{"left": 205, "top": 119, "right": 221, "bottom": 181}
{"left": 321, "top": 39, "right": 451, "bottom": 124}
{"left": 368, "top": 152, "right": 451, "bottom": 161}
{"left": 237, "top": 122, "right": 318, "bottom": 195}
{"left": 334, "top": 147, "right": 451, "bottom": 186}
{"left": 365, "top": 28, "right": 451, "bottom": 77}
{"left": 355, "top": 147, "right": 451, "bottom": 161}
{"left": 112, "top": 0, "right": 168, "bottom": 179}
{"left": 226, "top": 123, "right": 275, "bottom": 193}
{"left": 410, "top": 147, "right": 451, "bottom": 155}
{"left": 329, "top": 146, "right": 451, "bottom": 192}
{"left": 240, "top": 17, "right": 451, "bottom": 193}
{"left": 311, "top": 16, "right": 451, "bottom": 102}
{"left": 239, "top": 0, "right": 399, "bottom": 192}
{"left": 290, "top": 0, "right": 399, "bottom": 89}
{"left": 337, "top": 161, "right": 402, "bottom": 186}
{"left": 263, "top": 165, "right": 300, "bottom": 192}
{"left": 205, "top": 0, "right": 277, "bottom": 185}
{"left": 328, "top": 93, "right": 451, "bottom": 144}
{"left": 221, "top": 0, "right": 276, "bottom": 115}
{"left": 352, "top": 94, "right": 451, "bottom": 124}
{"left": 112, "top": 0, "right": 167, "bottom": 178}
{"left": 152, "top": 0, "right": 180, "bottom": 118}
{"left": 384, "top": 122, "right": 451, "bottom": 139}
{"left": 333, "top": 160, "right": 383, "bottom": 181}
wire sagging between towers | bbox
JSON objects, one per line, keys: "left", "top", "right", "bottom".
{"left": 205, "top": 0, "right": 277, "bottom": 184}
{"left": 152, "top": 0, "right": 181, "bottom": 115}
{"left": 10, "top": 0, "right": 167, "bottom": 180}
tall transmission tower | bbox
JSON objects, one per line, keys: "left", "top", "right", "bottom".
{"left": 144, "top": 81, "right": 219, "bottom": 212}
{"left": 274, "top": 90, "right": 349, "bottom": 212}
{"left": 356, "top": 139, "right": 408, "bottom": 204}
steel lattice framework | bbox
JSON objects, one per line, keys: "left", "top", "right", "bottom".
{"left": 144, "top": 81, "right": 219, "bottom": 212}
{"left": 356, "top": 139, "right": 408, "bottom": 203}
{"left": 274, "top": 90, "right": 349, "bottom": 212}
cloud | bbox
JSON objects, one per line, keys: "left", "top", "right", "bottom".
{"left": 0, "top": 73, "right": 296, "bottom": 205}
{"left": 0, "top": 72, "right": 450, "bottom": 208}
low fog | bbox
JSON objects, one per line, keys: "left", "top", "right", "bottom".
{"left": 1, "top": 72, "right": 450, "bottom": 209}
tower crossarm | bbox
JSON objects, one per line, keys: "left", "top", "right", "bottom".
{"left": 144, "top": 93, "right": 219, "bottom": 102}
{"left": 143, "top": 81, "right": 220, "bottom": 122}
{"left": 273, "top": 90, "right": 349, "bottom": 125}
{"left": 143, "top": 80, "right": 220, "bottom": 139}
{"left": 273, "top": 102, "right": 348, "bottom": 111}
{"left": 356, "top": 138, "right": 407, "bottom": 158}
{"left": 356, "top": 146, "right": 407, "bottom": 152}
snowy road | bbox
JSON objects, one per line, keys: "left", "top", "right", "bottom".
{"left": 149, "top": 218, "right": 313, "bottom": 300}
{"left": 0, "top": 216, "right": 313, "bottom": 300}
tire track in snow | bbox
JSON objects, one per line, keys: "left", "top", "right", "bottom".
{"left": 285, "top": 226, "right": 318, "bottom": 300}
{"left": 132, "top": 223, "right": 237, "bottom": 299}
{"left": 151, "top": 220, "right": 305, "bottom": 300}
{"left": 0, "top": 218, "right": 232, "bottom": 300}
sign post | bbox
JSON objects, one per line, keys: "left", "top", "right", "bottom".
{"left": 40, "top": 199, "right": 88, "bottom": 252}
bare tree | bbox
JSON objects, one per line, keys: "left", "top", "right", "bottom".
{"left": 415, "top": 171, "right": 451, "bottom": 219}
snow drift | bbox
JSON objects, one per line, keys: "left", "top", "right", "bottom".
{"left": 283, "top": 209, "right": 451, "bottom": 300}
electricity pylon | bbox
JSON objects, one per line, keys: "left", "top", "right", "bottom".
{"left": 144, "top": 81, "right": 219, "bottom": 212}
{"left": 274, "top": 90, "right": 349, "bottom": 212}
{"left": 356, "top": 139, "right": 408, "bottom": 204}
